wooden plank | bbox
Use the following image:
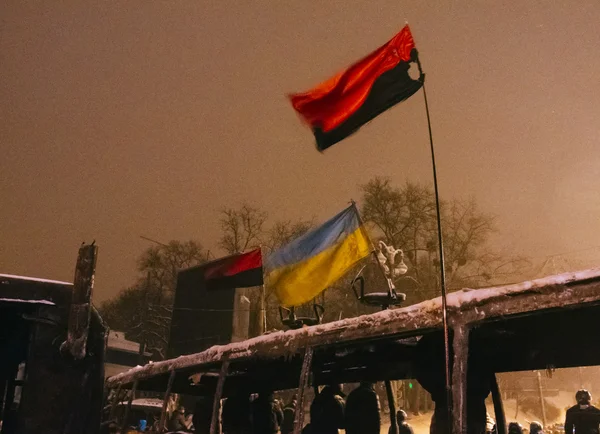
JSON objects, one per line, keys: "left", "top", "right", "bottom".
{"left": 210, "top": 360, "right": 230, "bottom": 434}
{"left": 159, "top": 370, "right": 176, "bottom": 433}
{"left": 293, "top": 347, "right": 314, "bottom": 434}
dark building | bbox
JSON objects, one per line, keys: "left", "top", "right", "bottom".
{"left": 0, "top": 274, "right": 106, "bottom": 434}
{"left": 167, "top": 263, "right": 251, "bottom": 359}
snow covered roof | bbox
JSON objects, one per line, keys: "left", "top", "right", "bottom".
{"left": 107, "top": 267, "right": 600, "bottom": 388}
{"left": 108, "top": 331, "right": 141, "bottom": 353}
{"left": 0, "top": 298, "right": 56, "bottom": 305}
{"left": 0, "top": 273, "right": 72, "bottom": 286}
{"left": 117, "top": 398, "right": 164, "bottom": 409}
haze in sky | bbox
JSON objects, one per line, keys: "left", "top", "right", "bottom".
{"left": 1, "top": 1, "right": 599, "bottom": 302}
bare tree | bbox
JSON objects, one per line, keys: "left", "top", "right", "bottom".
{"left": 266, "top": 219, "right": 314, "bottom": 252}
{"left": 218, "top": 204, "right": 268, "bottom": 254}
{"left": 100, "top": 240, "right": 209, "bottom": 359}
{"left": 360, "top": 177, "right": 528, "bottom": 302}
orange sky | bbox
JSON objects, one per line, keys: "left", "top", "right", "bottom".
{"left": 1, "top": 1, "right": 599, "bottom": 302}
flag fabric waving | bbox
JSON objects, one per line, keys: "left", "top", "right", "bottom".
{"left": 203, "top": 248, "right": 263, "bottom": 290}
{"left": 289, "top": 25, "right": 424, "bottom": 151}
{"left": 266, "top": 205, "right": 371, "bottom": 307}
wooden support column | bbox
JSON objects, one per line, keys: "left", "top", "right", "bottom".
{"left": 61, "top": 242, "right": 98, "bottom": 360}
{"left": 386, "top": 380, "right": 398, "bottom": 434}
{"left": 293, "top": 347, "right": 314, "bottom": 434}
{"left": 108, "top": 385, "right": 122, "bottom": 422}
{"left": 451, "top": 324, "right": 469, "bottom": 434}
{"left": 210, "top": 360, "right": 230, "bottom": 434}
{"left": 120, "top": 380, "right": 138, "bottom": 433}
{"left": 490, "top": 374, "right": 506, "bottom": 434}
{"left": 159, "top": 370, "right": 176, "bottom": 433}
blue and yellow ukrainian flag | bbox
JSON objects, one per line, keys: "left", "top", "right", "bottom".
{"left": 266, "top": 205, "right": 372, "bottom": 307}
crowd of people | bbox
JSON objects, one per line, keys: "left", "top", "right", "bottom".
{"left": 107, "top": 386, "right": 600, "bottom": 434}
{"left": 156, "top": 382, "right": 413, "bottom": 434}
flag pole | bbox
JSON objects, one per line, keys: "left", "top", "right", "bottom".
{"left": 416, "top": 53, "right": 452, "bottom": 422}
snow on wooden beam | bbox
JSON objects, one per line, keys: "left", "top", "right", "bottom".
{"left": 107, "top": 268, "right": 600, "bottom": 389}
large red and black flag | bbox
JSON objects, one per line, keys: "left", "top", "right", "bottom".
{"left": 290, "top": 25, "right": 424, "bottom": 151}
{"left": 202, "top": 248, "right": 263, "bottom": 290}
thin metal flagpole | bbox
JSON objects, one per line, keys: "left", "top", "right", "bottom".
{"left": 419, "top": 68, "right": 453, "bottom": 423}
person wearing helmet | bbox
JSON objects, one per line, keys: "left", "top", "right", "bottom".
{"left": 565, "top": 389, "right": 600, "bottom": 434}
{"left": 508, "top": 422, "right": 523, "bottom": 434}
{"left": 389, "top": 410, "right": 413, "bottom": 434}
{"left": 530, "top": 421, "right": 544, "bottom": 434}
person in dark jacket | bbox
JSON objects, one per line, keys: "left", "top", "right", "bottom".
{"left": 529, "top": 421, "right": 544, "bottom": 434}
{"left": 389, "top": 410, "right": 413, "bottom": 434}
{"left": 565, "top": 389, "right": 600, "bottom": 434}
{"left": 168, "top": 406, "right": 189, "bottom": 432}
{"left": 344, "top": 382, "right": 381, "bottom": 434}
{"left": 507, "top": 422, "right": 523, "bottom": 434}
{"left": 281, "top": 395, "right": 298, "bottom": 434}
{"left": 310, "top": 385, "right": 345, "bottom": 434}
{"left": 223, "top": 392, "right": 252, "bottom": 434}
{"left": 252, "top": 390, "right": 284, "bottom": 434}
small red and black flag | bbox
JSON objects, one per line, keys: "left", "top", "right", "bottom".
{"left": 203, "top": 248, "right": 263, "bottom": 290}
{"left": 290, "top": 25, "right": 424, "bottom": 151}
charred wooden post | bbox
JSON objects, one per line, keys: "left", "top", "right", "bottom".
{"left": 536, "top": 371, "right": 547, "bottom": 427}
{"left": 108, "top": 385, "right": 122, "bottom": 422}
{"left": 451, "top": 324, "right": 469, "bottom": 434}
{"left": 490, "top": 375, "right": 506, "bottom": 434}
{"left": 385, "top": 380, "right": 398, "bottom": 434}
{"left": 210, "top": 360, "right": 230, "bottom": 434}
{"left": 120, "top": 380, "right": 138, "bottom": 433}
{"left": 61, "top": 242, "right": 98, "bottom": 360}
{"left": 293, "top": 347, "right": 314, "bottom": 434}
{"left": 159, "top": 370, "right": 177, "bottom": 433}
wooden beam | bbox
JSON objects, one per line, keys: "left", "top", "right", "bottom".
{"left": 293, "top": 347, "right": 314, "bottom": 434}
{"left": 107, "top": 278, "right": 600, "bottom": 388}
{"left": 210, "top": 360, "right": 230, "bottom": 434}
{"left": 451, "top": 325, "right": 469, "bottom": 434}
{"left": 490, "top": 374, "right": 506, "bottom": 434}
{"left": 159, "top": 370, "right": 176, "bottom": 433}
{"left": 385, "top": 380, "right": 398, "bottom": 434}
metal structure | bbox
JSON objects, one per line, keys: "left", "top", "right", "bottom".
{"left": 106, "top": 267, "right": 600, "bottom": 434}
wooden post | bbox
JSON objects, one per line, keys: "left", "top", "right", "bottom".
{"left": 451, "top": 325, "right": 470, "bottom": 434}
{"left": 293, "top": 347, "right": 314, "bottom": 434}
{"left": 108, "top": 385, "right": 122, "bottom": 421}
{"left": 210, "top": 360, "right": 230, "bottom": 434}
{"left": 490, "top": 375, "right": 507, "bottom": 434}
{"left": 159, "top": 370, "right": 176, "bottom": 433}
{"left": 386, "top": 380, "right": 398, "bottom": 434}
{"left": 536, "top": 371, "right": 547, "bottom": 428}
{"left": 120, "top": 380, "right": 138, "bottom": 434}
{"left": 61, "top": 242, "right": 98, "bottom": 360}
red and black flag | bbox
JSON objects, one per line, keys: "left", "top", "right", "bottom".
{"left": 289, "top": 25, "right": 424, "bottom": 151}
{"left": 203, "top": 248, "right": 263, "bottom": 290}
